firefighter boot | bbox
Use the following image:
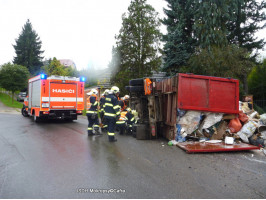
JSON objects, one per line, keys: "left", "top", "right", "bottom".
{"left": 102, "top": 127, "right": 107, "bottom": 133}
{"left": 88, "top": 129, "right": 94, "bottom": 136}
{"left": 127, "top": 126, "right": 133, "bottom": 135}
{"left": 108, "top": 136, "right": 117, "bottom": 142}
{"left": 94, "top": 126, "right": 100, "bottom": 135}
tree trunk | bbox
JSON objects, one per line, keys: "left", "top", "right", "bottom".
{"left": 12, "top": 91, "right": 14, "bottom": 104}
{"left": 243, "top": 74, "right": 249, "bottom": 95}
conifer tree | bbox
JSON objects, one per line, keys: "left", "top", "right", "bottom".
{"left": 227, "top": 0, "right": 266, "bottom": 58}
{"left": 162, "top": 0, "right": 197, "bottom": 75}
{"left": 13, "top": 19, "right": 44, "bottom": 75}
{"left": 194, "top": 0, "right": 230, "bottom": 49}
{"left": 112, "top": 0, "right": 162, "bottom": 93}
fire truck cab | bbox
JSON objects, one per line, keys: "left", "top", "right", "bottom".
{"left": 22, "top": 74, "right": 85, "bottom": 122}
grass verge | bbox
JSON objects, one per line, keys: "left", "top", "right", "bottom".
{"left": 0, "top": 93, "right": 23, "bottom": 109}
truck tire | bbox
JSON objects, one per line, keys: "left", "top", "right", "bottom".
{"left": 125, "top": 86, "right": 130, "bottom": 91}
{"left": 129, "top": 86, "right": 144, "bottom": 92}
{"left": 129, "top": 78, "right": 144, "bottom": 86}
{"left": 33, "top": 114, "right": 41, "bottom": 122}
{"left": 21, "top": 106, "right": 29, "bottom": 117}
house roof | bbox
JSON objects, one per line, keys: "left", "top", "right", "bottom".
{"left": 59, "top": 59, "right": 76, "bottom": 69}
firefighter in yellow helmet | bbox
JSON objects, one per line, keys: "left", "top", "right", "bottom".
{"left": 86, "top": 89, "right": 99, "bottom": 136}
{"left": 104, "top": 86, "right": 121, "bottom": 142}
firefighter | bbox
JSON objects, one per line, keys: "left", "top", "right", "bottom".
{"left": 116, "top": 110, "right": 128, "bottom": 135}
{"left": 104, "top": 86, "right": 121, "bottom": 142}
{"left": 125, "top": 107, "right": 136, "bottom": 134}
{"left": 99, "top": 89, "right": 109, "bottom": 131}
{"left": 119, "top": 95, "right": 130, "bottom": 111}
{"left": 86, "top": 89, "right": 99, "bottom": 136}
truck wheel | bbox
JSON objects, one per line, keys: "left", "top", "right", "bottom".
{"left": 33, "top": 114, "right": 41, "bottom": 122}
{"left": 129, "top": 86, "right": 144, "bottom": 92}
{"left": 129, "top": 78, "right": 144, "bottom": 86}
{"left": 21, "top": 107, "right": 29, "bottom": 117}
{"left": 125, "top": 86, "right": 130, "bottom": 91}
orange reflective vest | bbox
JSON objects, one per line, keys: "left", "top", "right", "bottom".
{"left": 87, "top": 94, "right": 98, "bottom": 110}
{"left": 119, "top": 111, "right": 128, "bottom": 121}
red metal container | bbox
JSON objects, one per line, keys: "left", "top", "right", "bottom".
{"left": 177, "top": 73, "right": 239, "bottom": 114}
{"left": 160, "top": 73, "right": 239, "bottom": 140}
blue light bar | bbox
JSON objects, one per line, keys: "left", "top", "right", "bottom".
{"left": 40, "top": 74, "right": 47, "bottom": 80}
{"left": 80, "top": 77, "right": 86, "bottom": 82}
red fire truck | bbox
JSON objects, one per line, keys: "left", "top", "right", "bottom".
{"left": 21, "top": 74, "right": 85, "bottom": 122}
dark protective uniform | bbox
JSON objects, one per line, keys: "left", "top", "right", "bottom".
{"left": 86, "top": 94, "right": 99, "bottom": 135}
{"left": 118, "top": 100, "right": 128, "bottom": 111}
{"left": 116, "top": 111, "right": 127, "bottom": 135}
{"left": 126, "top": 111, "right": 136, "bottom": 134}
{"left": 99, "top": 95, "right": 108, "bottom": 130}
{"left": 104, "top": 93, "right": 121, "bottom": 141}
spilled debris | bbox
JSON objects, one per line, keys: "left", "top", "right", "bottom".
{"left": 172, "top": 101, "right": 266, "bottom": 153}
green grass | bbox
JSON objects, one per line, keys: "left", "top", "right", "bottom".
{"left": 0, "top": 93, "right": 23, "bottom": 109}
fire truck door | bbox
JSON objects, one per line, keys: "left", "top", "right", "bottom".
{"left": 49, "top": 83, "right": 77, "bottom": 109}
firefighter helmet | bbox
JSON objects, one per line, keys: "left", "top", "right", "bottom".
{"left": 104, "top": 89, "right": 109, "bottom": 95}
{"left": 91, "top": 89, "right": 98, "bottom": 95}
{"left": 124, "top": 95, "right": 130, "bottom": 100}
{"left": 111, "top": 86, "right": 120, "bottom": 94}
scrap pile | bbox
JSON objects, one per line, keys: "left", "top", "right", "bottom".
{"left": 174, "top": 101, "right": 266, "bottom": 148}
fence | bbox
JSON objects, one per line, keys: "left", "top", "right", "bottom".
{"left": 254, "top": 100, "right": 266, "bottom": 110}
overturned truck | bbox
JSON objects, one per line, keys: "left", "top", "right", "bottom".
{"left": 127, "top": 73, "right": 262, "bottom": 153}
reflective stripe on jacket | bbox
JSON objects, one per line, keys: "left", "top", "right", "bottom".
{"left": 116, "top": 111, "right": 128, "bottom": 124}
{"left": 126, "top": 112, "right": 135, "bottom": 124}
{"left": 86, "top": 94, "right": 98, "bottom": 113}
{"left": 104, "top": 94, "right": 120, "bottom": 118}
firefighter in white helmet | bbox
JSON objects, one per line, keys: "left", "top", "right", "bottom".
{"left": 86, "top": 89, "right": 99, "bottom": 136}
{"left": 104, "top": 86, "right": 121, "bottom": 142}
{"left": 119, "top": 95, "right": 130, "bottom": 111}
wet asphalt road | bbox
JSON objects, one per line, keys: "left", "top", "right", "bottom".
{"left": 0, "top": 113, "right": 266, "bottom": 199}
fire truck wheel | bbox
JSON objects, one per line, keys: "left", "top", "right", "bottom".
{"left": 21, "top": 107, "right": 29, "bottom": 117}
{"left": 129, "top": 78, "right": 144, "bottom": 86}
{"left": 33, "top": 114, "right": 41, "bottom": 122}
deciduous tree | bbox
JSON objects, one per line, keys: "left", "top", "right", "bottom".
{"left": 0, "top": 63, "right": 30, "bottom": 103}
{"left": 248, "top": 59, "right": 266, "bottom": 102}
{"left": 41, "top": 58, "right": 79, "bottom": 77}
{"left": 186, "top": 45, "right": 254, "bottom": 94}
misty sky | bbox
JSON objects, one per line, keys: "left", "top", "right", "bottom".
{"left": 0, "top": 0, "right": 265, "bottom": 71}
